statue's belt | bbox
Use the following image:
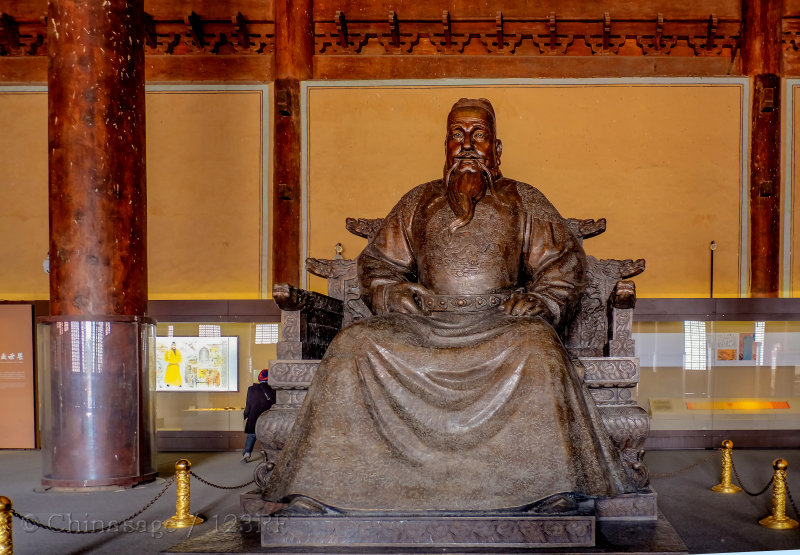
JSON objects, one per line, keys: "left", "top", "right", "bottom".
{"left": 416, "top": 292, "right": 513, "bottom": 312}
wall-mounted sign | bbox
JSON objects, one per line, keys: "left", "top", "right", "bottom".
{"left": 0, "top": 304, "right": 35, "bottom": 448}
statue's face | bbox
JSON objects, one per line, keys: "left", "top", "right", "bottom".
{"left": 445, "top": 106, "right": 501, "bottom": 175}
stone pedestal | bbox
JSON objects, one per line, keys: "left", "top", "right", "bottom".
{"left": 167, "top": 510, "right": 687, "bottom": 554}
{"left": 261, "top": 514, "right": 595, "bottom": 549}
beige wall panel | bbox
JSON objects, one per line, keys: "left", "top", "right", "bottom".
{"left": 306, "top": 83, "right": 744, "bottom": 298}
{"left": 0, "top": 92, "right": 49, "bottom": 300}
{"left": 146, "top": 90, "right": 264, "bottom": 300}
{"left": 0, "top": 89, "right": 266, "bottom": 301}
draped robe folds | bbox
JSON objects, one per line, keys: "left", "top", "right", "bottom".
{"left": 264, "top": 177, "right": 636, "bottom": 511}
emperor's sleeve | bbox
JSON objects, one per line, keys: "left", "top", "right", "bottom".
{"left": 520, "top": 188, "right": 587, "bottom": 330}
{"left": 357, "top": 184, "right": 426, "bottom": 313}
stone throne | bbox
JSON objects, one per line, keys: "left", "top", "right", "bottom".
{"left": 253, "top": 215, "right": 654, "bottom": 525}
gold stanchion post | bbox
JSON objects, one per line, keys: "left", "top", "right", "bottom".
{"left": 164, "top": 459, "right": 205, "bottom": 528}
{"left": 712, "top": 439, "right": 742, "bottom": 493}
{"left": 0, "top": 496, "right": 12, "bottom": 555}
{"left": 759, "top": 458, "right": 799, "bottom": 529}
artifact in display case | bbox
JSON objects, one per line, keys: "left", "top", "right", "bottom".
{"left": 155, "top": 336, "right": 238, "bottom": 391}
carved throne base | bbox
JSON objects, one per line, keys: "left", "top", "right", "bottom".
{"left": 260, "top": 513, "right": 596, "bottom": 549}
{"left": 169, "top": 504, "right": 686, "bottom": 554}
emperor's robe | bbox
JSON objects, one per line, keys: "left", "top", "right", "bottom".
{"left": 164, "top": 348, "right": 183, "bottom": 387}
{"left": 264, "top": 177, "right": 635, "bottom": 511}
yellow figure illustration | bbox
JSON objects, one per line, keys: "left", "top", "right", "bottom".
{"left": 164, "top": 342, "right": 183, "bottom": 387}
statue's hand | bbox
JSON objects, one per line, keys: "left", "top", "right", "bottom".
{"left": 500, "top": 293, "right": 551, "bottom": 320}
{"left": 377, "top": 283, "right": 431, "bottom": 316}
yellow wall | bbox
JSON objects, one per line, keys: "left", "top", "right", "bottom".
{"left": 147, "top": 89, "right": 266, "bottom": 299}
{"left": 0, "top": 92, "right": 49, "bottom": 299}
{"left": 305, "top": 82, "right": 745, "bottom": 298}
{"left": 0, "top": 81, "right": 770, "bottom": 300}
{"left": 0, "top": 87, "right": 268, "bottom": 301}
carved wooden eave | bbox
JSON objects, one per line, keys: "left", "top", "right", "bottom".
{"left": 4, "top": 0, "right": 800, "bottom": 81}
{"left": 312, "top": 1, "right": 743, "bottom": 78}
{"left": 0, "top": 0, "right": 276, "bottom": 83}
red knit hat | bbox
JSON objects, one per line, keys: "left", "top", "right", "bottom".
{"left": 257, "top": 368, "right": 269, "bottom": 382}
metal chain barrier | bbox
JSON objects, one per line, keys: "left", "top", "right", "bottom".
{"left": 731, "top": 456, "right": 773, "bottom": 497}
{"left": 189, "top": 471, "right": 255, "bottom": 490}
{"left": 9, "top": 476, "right": 175, "bottom": 535}
{"left": 651, "top": 449, "right": 719, "bottom": 479}
{"left": 786, "top": 481, "right": 800, "bottom": 522}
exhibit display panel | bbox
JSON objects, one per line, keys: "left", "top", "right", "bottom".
{"left": 154, "top": 322, "right": 278, "bottom": 433}
{"left": 0, "top": 303, "right": 36, "bottom": 448}
{"left": 634, "top": 320, "right": 800, "bottom": 435}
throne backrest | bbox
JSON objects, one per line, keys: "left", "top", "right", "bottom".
{"left": 305, "top": 216, "right": 645, "bottom": 358}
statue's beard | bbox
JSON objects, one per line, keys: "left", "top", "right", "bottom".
{"left": 444, "top": 157, "right": 496, "bottom": 233}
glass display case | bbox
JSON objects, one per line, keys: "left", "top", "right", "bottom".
{"left": 153, "top": 322, "right": 278, "bottom": 434}
{"left": 632, "top": 299, "right": 800, "bottom": 448}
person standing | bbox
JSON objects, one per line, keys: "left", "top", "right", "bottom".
{"left": 242, "top": 369, "right": 275, "bottom": 463}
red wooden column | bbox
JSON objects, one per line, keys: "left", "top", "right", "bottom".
{"left": 43, "top": 0, "right": 155, "bottom": 487}
{"left": 742, "top": 0, "right": 782, "bottom": 297}
{"left": 272, "top": 0, "right": 313, "bottom": 287}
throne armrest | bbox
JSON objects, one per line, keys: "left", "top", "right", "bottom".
{"left": 345, "top": 217, "right": 384, "bottom": 239}
{"left": 565, "top": 257, "right": 645, "bottom": 357}
{"left": 607, "top": 273, "right": 643, "bottom": 358}
{"left": 272, "top": 283, "right": 344, "bottom": 360}
{"left": 566, "top": 217, "right": 606, "bottom": 241}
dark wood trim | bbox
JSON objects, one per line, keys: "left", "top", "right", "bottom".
{"left": 645, "top": 429, "right": 800, "bottom": 449}
{"left": 313, "top": 55, "right": 737, "bottom": 80}
{"left": 145, "top": 55, "right": 272, "bottom": 82}
{"left": 743, "top": 0, "right": 781, "bottom": 74}
{"left": 743, "top": 0, "right": 782, "bottom": 296}
{"left": 312, "top": 0, "right": 742, "bottom": 20}
{"left": 634, "top": 297, "right": 800, "bottom": 321}
{"left": 147, "top": 299, "right": 280, "bottom": 322}
{"left": 0, "top": 57, "right": 47, "bottom": 84}
{"left": 271, "top": 0, "right": 313, "bottom": 286}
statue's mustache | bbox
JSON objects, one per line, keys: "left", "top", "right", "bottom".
{"left": 444, "top": 158, "right": 494, "bottom": 186}
{"left": 444, "top": 158, "right": 495, "bottom": 233}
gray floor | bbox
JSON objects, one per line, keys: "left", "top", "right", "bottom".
{"left": 0, "top": 448, "right": 799, "bottom": 554}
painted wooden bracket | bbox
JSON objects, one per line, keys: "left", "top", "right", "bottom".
{"left": 496, "top": 11, "right": 504, "bottom": 51}
{"left": 143, "top": 12, "right": 157, "bottom": 49}
{"left": 234, "top": 12, "right": 250, "bottom": 49}
{"left": 335, "top": 10, "right": 348, "bottom": 49}
{"left": 442, "top": 10, "right": 452, "bottom": 49}
{"left": 0, "top": 13, "right": 20, "bottom": 49}
{"left": 186, "top": 11, "right": 204, "bottom": 48}
{"left": 603, "top": 12, "right": 611, "bottom": 50}
{"left": 549, "top": 12, "right": 557, "bottom": 51}
{"left": 388, "top": 10, "right": 399, "bottom": 48}
{"left": 706, "top": 14, "right": 717, "bottom": 50}
{"left": 655, "top": 13, "right": 664, "bottom": 51}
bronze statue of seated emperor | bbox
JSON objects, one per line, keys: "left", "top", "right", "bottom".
{"left": 260, "top": 98, "right": 649, "bottom": 517}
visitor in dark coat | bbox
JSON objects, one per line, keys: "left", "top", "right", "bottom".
{"left": 241, "top": 368, "right": 275, "bottom": 463}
